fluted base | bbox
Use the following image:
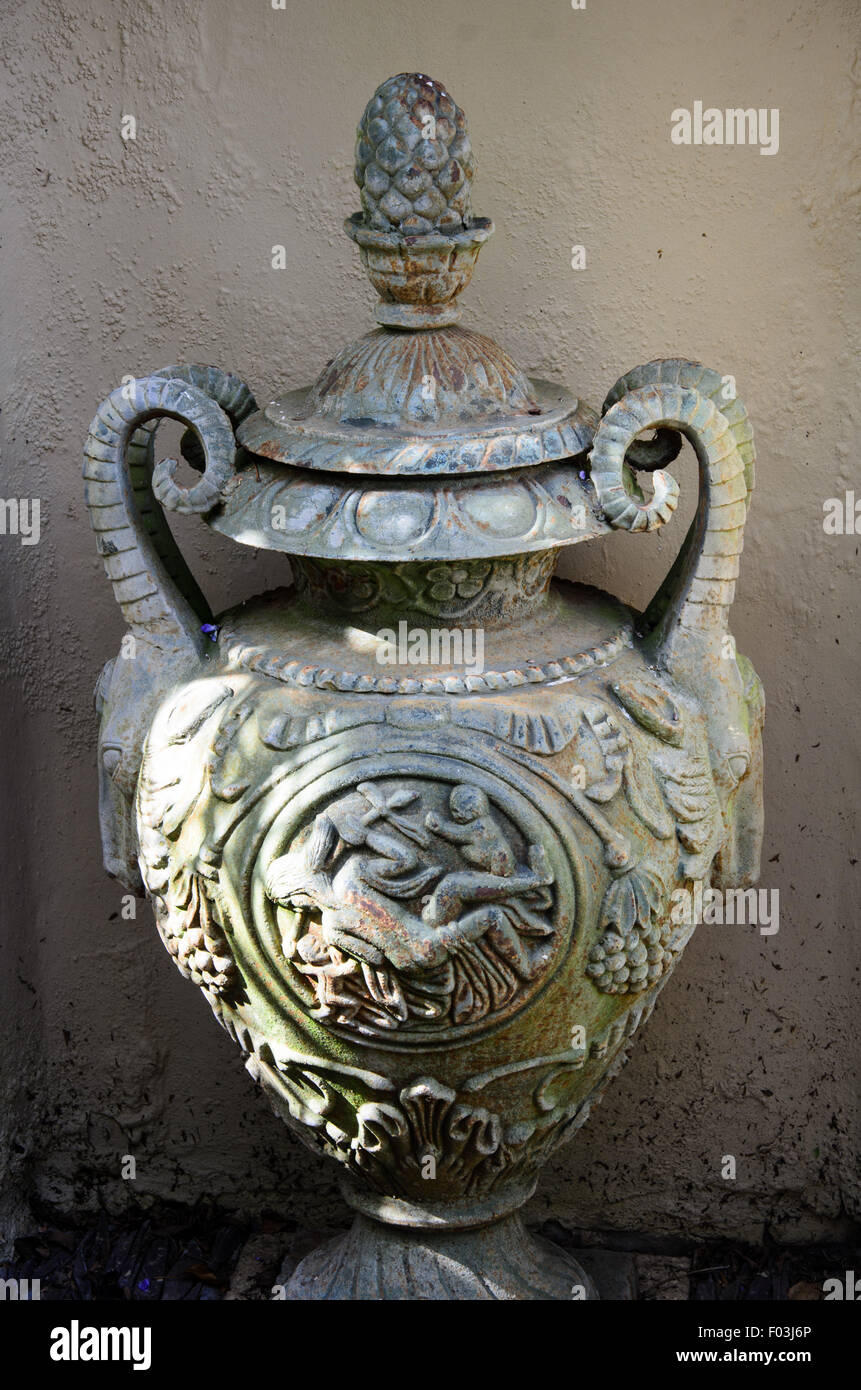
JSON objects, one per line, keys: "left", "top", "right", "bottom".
{"left": 281, "top": 1213, "right": 598, "bottom": 1301}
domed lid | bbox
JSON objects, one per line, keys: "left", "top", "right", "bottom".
{"left": 236, "top": 73, "right": 591, "bottom": 477}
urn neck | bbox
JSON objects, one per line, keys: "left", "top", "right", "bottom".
{"left": 291, "top": 552, "right": 559, "bottom": 629}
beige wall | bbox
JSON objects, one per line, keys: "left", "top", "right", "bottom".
{"left": 1, "top": 0, "right": 858, "bottom": 1250}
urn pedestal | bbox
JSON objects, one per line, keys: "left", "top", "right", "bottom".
{"left": 84, "top": 72, "right": 764, "bottom": 1300}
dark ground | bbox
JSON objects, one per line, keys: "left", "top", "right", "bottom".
{"left": 2, "top": 1203, "right": 857, "bottom": 1300}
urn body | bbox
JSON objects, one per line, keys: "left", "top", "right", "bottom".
{"left": 84, "top": 71, "right": 764, "bottom": 1298}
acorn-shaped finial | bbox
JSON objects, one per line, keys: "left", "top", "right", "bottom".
{"left": 346, "top": 73, "right": 493, "bottom": 329}
{"left": 354, "top": 72, "right": 475, "bottom": 233}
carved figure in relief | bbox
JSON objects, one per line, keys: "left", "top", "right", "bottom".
{"left": 425, "top": 785, "right": 517, "bottom": 875}
{"left": 264, "top": 780, "right": 557, "bottom": 1030}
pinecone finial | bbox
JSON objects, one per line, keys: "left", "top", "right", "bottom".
{"left": 345, "top": 73, "right": 493, "bottom": 329}
{"left": 354, "top": 72, "right": 474, "bottom": 234}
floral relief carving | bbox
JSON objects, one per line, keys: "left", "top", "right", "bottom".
{"left": 292, "top": 552, "right": 554, "bottom": 620}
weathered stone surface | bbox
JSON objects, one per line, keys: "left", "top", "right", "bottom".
{"left": 280, "top": 1214, "right": 599, "bottom": 1301}
{"left": 80, "top": 72, "right": 767, "bottom": 1297}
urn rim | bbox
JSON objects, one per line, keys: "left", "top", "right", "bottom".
{"left": 236, "top": 371, "right": 593, "bottom": 478}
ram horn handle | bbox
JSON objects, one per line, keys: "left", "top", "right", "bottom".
{"left": 589, "top": 360, "right": 754, "bottom": 668}
{"left": 83, "top": 366, "right": 256, "bottom": 656}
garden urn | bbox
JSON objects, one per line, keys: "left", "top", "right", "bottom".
{"left": 84, "top": 72, "right": 764, "bottom": 1300}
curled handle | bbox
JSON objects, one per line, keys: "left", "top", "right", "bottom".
{"left": 589, "top": 359, "right": 755, "bottom": 668}
{"left": 83, "top": 365, "right": 256, "bottom": 656}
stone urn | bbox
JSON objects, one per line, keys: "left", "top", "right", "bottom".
{"left": 84, "top": 73, "right": 764, "bottom": 1300}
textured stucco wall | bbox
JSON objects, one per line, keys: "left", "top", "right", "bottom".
{"left": 1, "top": 0, "right": 858, "bottom": 1251}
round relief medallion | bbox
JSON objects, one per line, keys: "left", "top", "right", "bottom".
{"left": 246, "top": 746, "right": 578, "bottom": 1045}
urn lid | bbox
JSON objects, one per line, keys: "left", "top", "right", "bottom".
{"left": 236, "top": 73, "right": 594, "bottom": 478}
